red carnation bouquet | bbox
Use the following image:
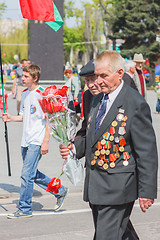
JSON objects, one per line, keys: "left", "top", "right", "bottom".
{"left": 38, "top": 85, "right": 83, "bottom": 187}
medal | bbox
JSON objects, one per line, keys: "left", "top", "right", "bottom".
{"left": 123, "top": 160, "right": 129, "bottom": 166}
{"left": 91, "top": 160, "right": 96, "bottom": 165}
{"left": 110, "top": 162, "right": 115, "bottom": 168}
{"left": 123, "top": 116, "right": 128, "bottom": 122}
{"left": 105, "top": 149, "right": 110, "bottom": 155}
{"left": 94, "top": 156, "right": 98, "bottom": 159}
{"left": 101, "top": 139, "right": 106, "bottom": 145}
{"left": 103, "top": 163, "right": 108, "bottom": 169}
{"left": 121, "top": 122, "right": 126, "bottom": 127}
{"left": 109, "top": 135, "right": 114, "bottom": 141}
{"left": 98, "top": 160, "right": 104, "bottom": 166}
{"left": 122, "top": 152, "right": 130, "bottom": 166}
{"left": 118, "top": 127, "right": 126, "bottom": 135}
{"left": 119, "top": 146, "right": 124, "bottom": 152}
{"left": 116, "top": 113, "right": 124, "bottom": 121}
{"left": 115, "top": 152, "right": 120, "bottom": 158}
{"left": 111, "top": 120, "right": 118, "bottom": 127}
{"left": 101, "top": 149, "right": 106, "bottom": 155}
{"left": 95, "top": 150, "right": 100, "bottom": 156}
{"left": 114, "top": 137, "right": 119, "bottom": 143}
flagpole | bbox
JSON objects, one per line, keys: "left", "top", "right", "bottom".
{"left": 0, "top": 43, "right": 11, "bottom": 176}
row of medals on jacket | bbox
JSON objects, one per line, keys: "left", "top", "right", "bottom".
{"left": 91, "top": 108, "right": 130, "bottom": 169}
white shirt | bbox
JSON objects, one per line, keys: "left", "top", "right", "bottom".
{"left": 100, "top": 81, "right": 124, "bottom": 124}
{"left": 20, "top": 86, "right": 46, "bottom": 147}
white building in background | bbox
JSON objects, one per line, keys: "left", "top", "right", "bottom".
{"left": 0, "top": 19, "right": 26, "bottom": 36}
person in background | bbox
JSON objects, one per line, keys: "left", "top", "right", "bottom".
{"left": 12, "top": 59, "right": 29, "bottom": 114}
{"left": 60, "top": 50, "right": 158, "bottom": 240}
{"left": 133, "top": 53, "right": 147, "bottom": 99}
{"left": 64, "top": 69, "right": 81, "bottom": 122}
{"left": 2, "top": 64, "right": 68, "bottom": 219}
{"left": 123, "top": 60, "right": 138, "bottom": 91}
{"left": 154, "top": 82, "right": 160, "bottom": 114}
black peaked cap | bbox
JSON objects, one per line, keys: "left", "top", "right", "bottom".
{"left": 79, "top": 59, "right": 95, "bottom": 77}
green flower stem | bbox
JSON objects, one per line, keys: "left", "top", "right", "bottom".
{"left": 57, "top": 171, "right": 64, "bottom": 179}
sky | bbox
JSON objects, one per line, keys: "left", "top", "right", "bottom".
{"left": 1, "top": 0, "right": 92, "bottom": 26}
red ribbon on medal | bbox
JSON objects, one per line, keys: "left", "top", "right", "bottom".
{"left": 123, "top": 152, "right": 130, "bottom": 160}
{"left": 113, "top": 144, "right": 119, "bottom": 152}
{"left": 96, "top": 141, "right": 101, "bottom": 149}
{"left": 109, "top": 153, "right": 117, "bottom": 162}
{"left": 109, "top": 127, "right": 115, "bottom": 135}
{"left": 105, "top": 141, "right": 111, "bottom": 149}
{"left": 119, "top": 138, "right": 126, "bottom": 146}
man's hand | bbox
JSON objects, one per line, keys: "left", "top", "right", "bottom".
{"left": 41, "top": 140, "right": 49, "bottom": 155}
{"left": 139, "top": 198, "right": 154, "bottom": 212}
{"left": 59, "top": 143, "right": 73, "bottom": 159}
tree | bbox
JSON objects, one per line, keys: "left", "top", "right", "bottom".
{"left": 64, "top": 0, "right": 103, "bottom": 65}
{"left": 0, "top": 2, "right": 6, "bottom": 18}
{"left": 105, "top": 0, "right": 160, "bottom": 68}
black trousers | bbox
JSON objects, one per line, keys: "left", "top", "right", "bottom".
{"left": 89, "top": 202, "right": 139, "bottom": 240}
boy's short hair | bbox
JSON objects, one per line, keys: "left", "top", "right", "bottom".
{"left": 23, "top": 64, "right": 41, "bottom": 82}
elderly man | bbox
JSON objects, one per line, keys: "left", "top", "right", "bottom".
{"left": 60, "top": 50, "right": 158, "bottom": 240}
{"left": 123, "top": 60, "right": 138, "bottom": 91}
{"left": 133, "top": 53, "right": 147, "bottom": 98}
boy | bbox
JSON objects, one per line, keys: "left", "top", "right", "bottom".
{"left": 2, "top": 64, "right": 68, "bottom": 219}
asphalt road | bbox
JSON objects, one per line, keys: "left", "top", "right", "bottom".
{"left": 0, "top": 90, "right": 160, "bottom": 240}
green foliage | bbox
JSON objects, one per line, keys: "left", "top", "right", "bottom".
{"left": 0, "top": 2, "right": 6, "bottom": 17}
{"left": 64, "top": 0, "right": 103, "bottom": 63}
{"left": 1, "top": 22, "right": 28, "bottom": 63}
{"left": 106, "top": 0, "right": 160, "bottom": 67}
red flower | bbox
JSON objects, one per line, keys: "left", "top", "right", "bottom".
{"left": 39, "top": 86, "right": 69, "bottom": 114}
{"left": 43, "top": 85, "right": 69, "bottom": 98}
{"left": 46, "top": 177, "right": 61, "bottom": 194}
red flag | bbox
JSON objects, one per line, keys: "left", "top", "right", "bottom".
{"left": 19, "top": 0, "right": 55, "bottom": 21}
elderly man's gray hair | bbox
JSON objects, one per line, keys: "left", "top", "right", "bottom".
{"left": 124, "top": 60, "right": 136, "bottom": 72}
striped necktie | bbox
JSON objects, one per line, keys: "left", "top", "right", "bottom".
{"left": 95, "top": 94, "right": 108, "bottom": 134}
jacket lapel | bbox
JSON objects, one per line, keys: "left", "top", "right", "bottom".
{"left": 87, "top": 93, "right": 103, "bottom": 145}
{"left": 91, "top": 83, "right": 128, "bottom": 147}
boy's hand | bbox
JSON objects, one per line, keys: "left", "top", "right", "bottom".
{"left": 2, "top": 113, "right": 11, "bottom": 122}
{"left": 41, "top": 140, "right": 49, "bottom": 155}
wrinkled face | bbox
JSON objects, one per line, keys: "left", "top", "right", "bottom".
{"left": 94, "top": 59, "right": 123, "bottom": 94}
{"left": 136, "top": 62, "right": 143, "bottom": 71}
{"left": 85, "top": 75, "right": 100, "bottom": 95}
{"left": 130, "top": 66, "right": 136, "bottom": 74}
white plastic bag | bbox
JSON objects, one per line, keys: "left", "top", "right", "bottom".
{"left": 63, "top": 153, "right": 83, "bottom": 186}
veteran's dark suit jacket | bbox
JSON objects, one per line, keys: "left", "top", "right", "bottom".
{"left": 75, "top": 83, "right": 158, "bottom": 205}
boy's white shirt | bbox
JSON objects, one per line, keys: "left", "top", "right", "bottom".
{"left": 19, "top": 86, "right": 46, "bottom": 147}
